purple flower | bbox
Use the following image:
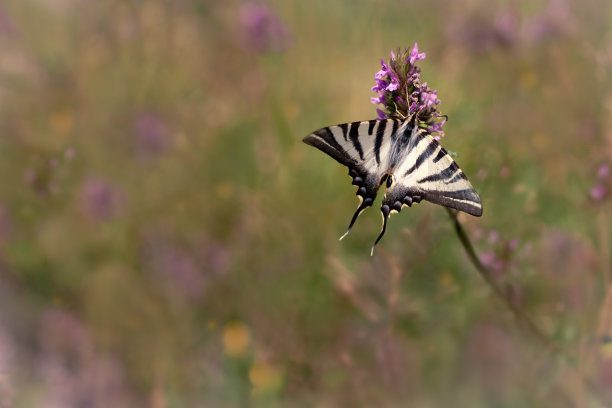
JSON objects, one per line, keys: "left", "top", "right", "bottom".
{"left": 370, "top": 43, "right": 446, "bottom": 138}
{"left": 36, "top": 308, "right": 135, "bottom": 407}
{"left": 523, "top": 0, "right": 571, "bottom": 44}
{"left": 508, "top": 238, "right": 520, "bottom": 251}
{"left": 408, "top": 43, "right": 426, "bottom": 65}
{"left": 589, "top": 164, "right": 610, "bottom": 202}
{"left": 386, "top": 81, "right": 399, "bottom": 92}
{"left": 0, "top": 329, "right": 12, "bottom": 360}
{"left": 598, "top": 164, "right": 610, "bottom": 180}
{"left": 160, "top": 249, "right": 206, "bottom": 300}
{"left": 420, "top": 88, "right": 439, "bottom": 109}
{"left": 376, "top": 108, "right": 387, "bottom": 119}
{"left": 590, "top": 185, "right": 606, "bottom": 201}
{"left": 487, "top": 230, "right": 499, "bottom": 244}
{"left": 446, "top": 9, "right": 518, "bottom": 52}
{"left": 79, "top": 178, "right": 126, "bottom": 221}
{"left": 141, "top": 233, "right": 230, "bottom": 302}
{"left": 64, "top": 146, "right": 76, "bottom": 160}
{"left": 375, "top": 61, "right": 389, "bottom": 80}
{"left": 477, "top": 230, "right": 521, "bottom": 273}
{"left": 479, "top": 250, "right": 497, "bottom": 268}
{"left": 239, "top": 2, "right": 291, "bottom": 54}
{"left": 134, "top": 113, "right": 170, "bottom": 158}
{"left": 0, "top": 5, "right": 15, "bottom": 37}
{"left": 465, "top": 324, "right": 516, "bottom": 393}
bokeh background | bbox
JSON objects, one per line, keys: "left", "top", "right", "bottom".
{"left": 0, "top": 0, "right": 611, "bottom": 406}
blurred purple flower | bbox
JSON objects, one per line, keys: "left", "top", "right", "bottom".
{"left": 24, "top": 159, "right": 58, "bottom": 197}
{"left": 464, "top": 324, "right": 516, "bottom": 393}
{"left": 598, "top": 164, "right": 610, "bottom": 180}
{"left": 37, "top": 308, "right": 135, "bottom": 407}
{"left": 0, "top": 328, "right": 15, "bottom": 408}
{"left": 479, "top": 250, "right": 497, "bottom": 268}
{"left": 156, "top": 246, "right": 207, "bottom": 300}
{"left": 590, "top": 184, "right": 607, "bottom": 201}
{"left": 597, "top": 358, "right": 612, "bottom": 392}
{"left": 449, "top": 2, "right": 572, "bottom": 53}
{"left": 523, "top": 0, "right": 571, "bottom": 44}
{"left": 79, "top": 178, "right": 126, "bottom": 221}
{"left": 487, "top": 229, "right": 499, "bottom": 244}
{"left": 508, "top": 238, "right": 519, "bottom": 251}
{"left": 478, "top": 230, "right": 521, "bottom": 273}
{"left": 240, "top": 2, "right": 292, "bottom": 54}
{"left": 0, "top": 5, "right": 15, "bottom": 37}
{"left": 141, "top": 234, "right": 230, "bottom": 302}
{"left": 538, "top": 230, "right": 598, "bottom": 310}
{"left": 64, "top": 146, "right": 76, "bottom": 160}
{"left": 39, "top": 308, "right": 89, "bottom": 356}
{"left": 0, "top": 330, "right": 14, "bottom": 372}
{"left": 134, "top": 113, "right": 170, "bottom": 158}
{"left": 446, "top": 9, "right": 518, "bottom": 52}
{"left": 201, "top": 239, "right": 231, "bottom": 278}
{"left": 479, "top": 250, "right": 504, "bottom": 272}
{"left": 494, "top": 10, "right": 519, "bottom": 46}
{"left": 590, "top": 164, "right": 610, "bottom": 202}
{"left": 371, "top": 44, "right": 446, "bottom": 138}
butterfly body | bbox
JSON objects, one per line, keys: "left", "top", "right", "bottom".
{"left": 304, "top": 115, "right": 482, "bottom": 253}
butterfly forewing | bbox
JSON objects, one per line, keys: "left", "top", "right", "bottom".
{"left": 303, "top": 119, "right": 400, "bottom": 171}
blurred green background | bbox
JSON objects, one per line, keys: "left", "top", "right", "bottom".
{"left": 0, "top": 0, "right": 611, "bottom": 406}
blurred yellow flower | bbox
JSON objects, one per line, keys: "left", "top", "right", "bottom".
{"left": 216, "top": 183, "right": 233, "bottom": 200}
{"left": 438, "top": 272, "right": 453, "bottom": 287}
{"left": 519, "top": 70, "right": 537, "bottom": 89}
{"left": 249, "top": 360, "right": 283, "bottom": 395}
{"left": 222, "top": 322, "right": 250, "bottom": 357}
{"left": 601, "top": 340, "right": 612, "bottom": 359}
{"left": 49, "top": 110, "right": 74, "bottom": 136}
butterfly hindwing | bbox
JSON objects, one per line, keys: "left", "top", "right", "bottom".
{"left": 384, "top": 129, "right": 483, "bottom": 217}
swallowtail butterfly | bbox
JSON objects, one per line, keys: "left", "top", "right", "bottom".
{"left": 303, "top": 114, "right": 482, "bottom": 254}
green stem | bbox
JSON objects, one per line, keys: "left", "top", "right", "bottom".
{"left": 445, "top": 208, "right": 554, "bottom": 349}
{"left": 446, "top": 208, "right": 612, "bottom": 405}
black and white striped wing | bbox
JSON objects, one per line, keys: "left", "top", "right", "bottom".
{"left": 303, "top": 119, "right": 401, "bottom": 236}
{"left": 384, "top": 131, "right": 483, "bottom": 217}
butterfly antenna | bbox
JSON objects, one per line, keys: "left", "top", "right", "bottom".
{"left": 391, "top": 101, "right": 406, "bottom": 120}
{"left": 339, "top": 198, "right": 372, "bottom": 241}
{"left": 370, "top": 205, "right": 390, "bottom": 256}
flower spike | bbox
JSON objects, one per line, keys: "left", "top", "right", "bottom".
{"left": 370, "top": 43, "right": 446, "bottom": 138}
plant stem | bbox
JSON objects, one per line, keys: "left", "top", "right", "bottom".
{"left": 445, "top": 208, "right": 554, "bottom": 349}
{"left": 446, "top": 208, "right": 612, "bottom": 405}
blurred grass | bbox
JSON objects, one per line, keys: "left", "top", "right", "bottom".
{"left": 0, "top": 0, "right": 611, "bottom": 406}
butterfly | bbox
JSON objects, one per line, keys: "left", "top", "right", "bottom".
{"left": 303, "top": 114, "right": 482, "bottom": 255}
